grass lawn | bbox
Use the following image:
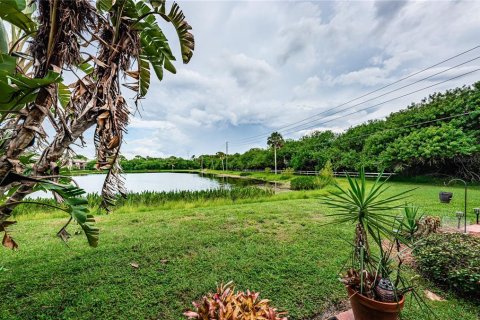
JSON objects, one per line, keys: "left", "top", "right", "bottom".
{"left": 0, "top": 180, "right": 479, "bottom": 319}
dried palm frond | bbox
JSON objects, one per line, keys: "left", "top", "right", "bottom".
{"left": 91, "top": 0, "right": 195, "bottom": 210}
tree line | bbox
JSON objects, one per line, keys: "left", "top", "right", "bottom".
{"left": 94, "top": 82, "right": 479, "bottom": 181}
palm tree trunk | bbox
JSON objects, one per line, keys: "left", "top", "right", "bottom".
{"left": 0, "top": 88, "right": 53, "bottom": 179}
{"left": 0, "top": 112, "right": 97, "bottom": 221}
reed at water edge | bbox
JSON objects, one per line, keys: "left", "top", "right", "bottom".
{"left": 12, "top": 186, "right": 275, "bottom": 217}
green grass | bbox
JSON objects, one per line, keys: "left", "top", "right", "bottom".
{"left": 13, "top": 187, "right": 275, "bottom": 218}
{"left": 0, "top": 179, "right": 479, "bottom": 319}
{"left": 206, "top": 169, "right": 296, "bottom": 183}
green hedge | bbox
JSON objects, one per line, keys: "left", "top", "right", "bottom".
{"left": 414, "top": 233, "right": 480, "bottom": 299}
{"left": 290, "top": 176, "right": 318, "bottom": 190}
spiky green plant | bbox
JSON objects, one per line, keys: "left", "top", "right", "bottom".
{"left": 398, "top": 205, "right": 423, "bottom": 239}
{"left": 321, "top": 168, "right": 413, "bottom": 298}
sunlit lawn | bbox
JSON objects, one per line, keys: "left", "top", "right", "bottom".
{"left": 0, "top": 180, "right": 479, "bottom": 319}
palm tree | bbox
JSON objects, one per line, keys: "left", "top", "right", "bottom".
{"left": 216, "top": 151, "right": 226, "bottom": 171}
{"left": 267, "top": 132, "right": 285, "bottom": 174}
{"left": 0, "top": 0, "right": 194, "bottom": 248}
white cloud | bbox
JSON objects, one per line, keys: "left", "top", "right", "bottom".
{"left": 227, "top": 53, "right": 277, "bottom": 88}
{"left": 293, "top": 76, "right": 321, "bottom": 97}
{"left": 110, "top": 0, "right": 480, "bottom": 157}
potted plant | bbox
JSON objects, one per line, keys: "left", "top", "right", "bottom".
{"left": 322, "top": 169, "right": 420, "bottom": 320}
{"left": 439, "top": 191, "right": 453, "bottom": 203}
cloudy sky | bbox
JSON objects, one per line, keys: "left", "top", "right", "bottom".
{"left": 80, "top": 0, "right": 480, "bottom": 159}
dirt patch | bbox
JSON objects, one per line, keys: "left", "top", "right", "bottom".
{"left": 308, "top": 300, "right": 351, "bottom": 320}
{"left": 381, "top": 240, "right": 415, "bottom": 268}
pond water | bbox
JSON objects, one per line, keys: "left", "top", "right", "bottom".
{"left": 29, "top": 172, "right": 259, "bottom": 198}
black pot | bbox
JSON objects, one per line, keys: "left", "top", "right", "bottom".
{"left": 439, "top": 191, "right": 453, "bottom": 203}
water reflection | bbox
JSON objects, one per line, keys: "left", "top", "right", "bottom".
{"left": 29, "top": 172, "right": 259, "bottom": 198}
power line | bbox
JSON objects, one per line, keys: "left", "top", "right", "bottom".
{"left": 239, "top": 55, "right": 480, "bottom": 144}
{"left": 280, "top": 68, "right": 480, "bottom": 136}
{"left": 233, "top": 44, "right": 480, "bottom": 144}
{"left": 235, "top": 54, "right": 480, "bottom": 144}
{"left": 232, "top": 67, "right": 480, "bottom": 148}
{"left": 231, "top": 110, "right": 477, "bottom": 155}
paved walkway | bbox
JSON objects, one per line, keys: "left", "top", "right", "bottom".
{"left": 329, "top": 309, "right": 354, "bottom": 320}
{"left": 466, "top": 224, "right": 480, "bottom": 236}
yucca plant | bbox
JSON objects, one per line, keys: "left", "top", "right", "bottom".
{"left": 321, "top": 169, "right": 435, "bottom": 318}
{"left": 184, "top": 282, "right": 287, "bottom": 320}
{"left": 322, "top": 168, "right": 413, "bottom": 298}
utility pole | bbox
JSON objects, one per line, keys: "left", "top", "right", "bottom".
{"left": 274, "top": 145, "right": 277, "bottom": 174}
{"left": 225, "top": 141, "right": 228, "bottom": 171}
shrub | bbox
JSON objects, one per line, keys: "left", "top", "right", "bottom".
{"left": 282, "top": 167, "right": 295, "bottom": 176}
{"left": 316, "top": 160, "right": 334, "bottom": 187}
{"left": 290, "top": 176, "right": 318, "bottom": 190}
{"left": 264, "top": 167, "right": 272, "bottom": 173}
{"left": 184, "top": 282, "right": 287, "bottom": 320}
{"left": 414, "top": 233, "right": 480, "bottom": 299}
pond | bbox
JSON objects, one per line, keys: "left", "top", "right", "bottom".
{"left": 29, "top": 172, "right": 260, "bottom": 198}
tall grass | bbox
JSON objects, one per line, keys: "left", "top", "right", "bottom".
{"left": 13, "top": 187, "right": 274, "bottom": 217}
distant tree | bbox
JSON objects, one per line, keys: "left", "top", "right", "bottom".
{"left": 216, "top": 152, "right": 226, "bottom": 171}
{"left": 74, "top": 154, "right": 88, "bottom": 160}
{"left": 267, "top": 132, "right": 285, "bottom": 174}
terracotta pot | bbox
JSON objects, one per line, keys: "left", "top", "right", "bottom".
{"left": 347, "top": 286, "right": 404, "bottom": 320}
{"left": 439, "top": 191, "right": 453, "bottom": 203}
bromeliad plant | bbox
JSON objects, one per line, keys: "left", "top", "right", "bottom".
{"left": 322, "top": 168, "right": 414, "bottom": 301}
{"left": 184, "top": 282, "right": 288, "bottom": 320}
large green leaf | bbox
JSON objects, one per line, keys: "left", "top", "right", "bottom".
{"left": 43, "top": 183, "right": 99, "bottom": 247}
{"left": 138, "top": 53, "right": 150, "bottom": 97}
{"left": 118, "top": 0, "right": 194, "bottom": 98}
{"left": 0, "top": 53, "right": 16, "bottom": 77}
{"left": 0, "top": 21, "right": 8, "bottom": 54}
{"left": 0, "top": 70, "right": 62, "bottom": 113}
{"left": 140, "top": 33, "right": 164, "bottom": 81}
{"left": 57, "top": 81, "right": 70, "bottom": 108}
{"left": 77, "top": 61, "right": 94, "bottom": 75}
{"left": 16, "top": 0, "right": 26, "bottom": 11}
{"left": 163, "top": 56, "right": 176, "bottom": 74}
{"left": 96, "top": 0, "right": 115, "bottom": 12}
{"left": 0, "top": 0, "right": 36, "bottom": 33}
{"left": 0, "top": 174, "right": 99, "bottom": 248}
{"left": 161, "top": 2, "right": 194, "bottom": 64}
